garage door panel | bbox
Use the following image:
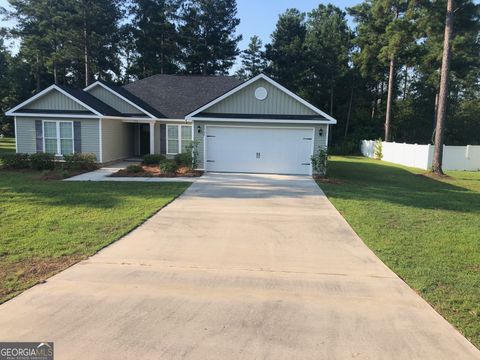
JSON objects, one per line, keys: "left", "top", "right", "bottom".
{"left": 205, "top": 126, "right": 313, "bottom": 175}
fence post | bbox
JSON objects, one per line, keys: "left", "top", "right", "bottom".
{"left": 466, "top": 145, "right": 471, "bottom": 159}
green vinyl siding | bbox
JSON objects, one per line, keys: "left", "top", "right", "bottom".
{"left": 193, "top": 121, "right": 328, "bottom": 170}
{"left": 15, "top": 116, "right": 100, "bottom": 160}
{"left": 15, "top": 118, "right": 37, "bottom": 154}
{"left": 88, "top": 86, "right": 142, "bottom": 115}
{"left": 200, "top": 79, "right": 317, "bottom": 116}
{"left": 24, "top": 90, "right": 89, "bottom": 112}
{"left": 101, "top": 119, "right": 134, "bottom": 163}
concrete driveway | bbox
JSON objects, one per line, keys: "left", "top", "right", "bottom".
{"left": 0, "top": 173, "right": 478, "bottom": 359}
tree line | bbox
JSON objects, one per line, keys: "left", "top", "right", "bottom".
{"left": 1, "top": 0, "right": 479, "bottom": 154}
{"left": 244, "top": 1, "right": 479, "bottom": 153}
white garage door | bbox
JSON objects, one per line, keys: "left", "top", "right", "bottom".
{"left": 205, "top": 126, "right": 314, "bottom": 175}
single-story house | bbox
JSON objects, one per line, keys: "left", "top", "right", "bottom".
{"left": 6, "top": 73, "right": 336, "bottom": 175}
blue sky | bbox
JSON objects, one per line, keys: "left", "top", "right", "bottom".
{"left": 236, "top": 0, "right": 357, "bottom": 50}
{"left": 0, "top": 0, "right": 359, "bottom": 69}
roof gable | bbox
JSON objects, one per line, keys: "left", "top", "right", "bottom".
{"left": 6, "top": 84, "right": 123, "bottom": 117}
{"left": 201, "top": 78, "right": 317, "bottom": 116}
{"left": 25, "top": 89, "right": 89, "bottom": 112}
{"left": 6, "top": 85, "right": 100, "bottom": 116}
{"left": 186, "top": 74, "right": 337, "bottom": 124}
{"left": 85, "top": 81, "right": 163, "bottom": 118}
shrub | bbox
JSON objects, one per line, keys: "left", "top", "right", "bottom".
{"left": 159, "top": 159, "right": 177, "bottom": 174}
{"left": 0, "top": 153, "right": 30, "bottom": 169}
{"left": 374, "top": 138, "right": 383, "bottom": 160}
{"left": 174, "top": 152, "right": 192, "bottom": 167}
{"left": 186, "top": 140, "right": 200, "bottom": 169}
{"left": 30, "top": 153, "right": 55, "bottom": 170}
{"left": 126, "top": 164, "right": 143, "bottom": 173}
{"left": 311, "top": 148, "right": 328, "bottom": 176}
{"left": 63, "top": 153, "right": 97, "bottom": 171}
{"left": 142, "top": 154, "right": 165, "bottom": 165}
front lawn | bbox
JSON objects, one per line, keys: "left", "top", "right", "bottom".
{"left": 0, "top": 170, "right": 190, "bottom": 303}
{"left": 0, "top": 137, "right": 15, "bottom": 154}
{"left": 320, "top": 156, "right": 480, "bottom": 348}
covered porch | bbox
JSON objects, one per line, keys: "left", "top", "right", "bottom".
{"left": 100, "top": 118, "right": 192, "bottom": 163}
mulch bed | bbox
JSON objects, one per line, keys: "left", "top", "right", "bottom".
{"left": 110, "top": 165, "right": 203, "bottom": 178}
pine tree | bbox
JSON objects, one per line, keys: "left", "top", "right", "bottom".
{"left": 376, "top": 0, "right": 414, "bottom": 142}
{"left": 432, "top": 0, "right": 454, "bottom": 174}
{"left": 265, "top": 8, "right": 307, "bottom": 92}
{"left": 236, "top": 35, "right": 266, "bottom": 80}
{"left": 305, "top": 4, "right": 352, "bottom": 115}
{"left": 72, "top": 0, "right": 123, "bottom": 86}
{"left": 8, "top": 0, "right": 77, "bottom": 88}
{"left": 179, "top": 0, "right": 241, "bottom": 75}
{"left": 128, "top": 0, "right": 180, "bottom": 79}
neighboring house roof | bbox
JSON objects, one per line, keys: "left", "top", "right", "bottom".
{"left": 123, "top": 74, "right": 243, "bottom": 119}
{"left": 88, "top": 80, "right": 166, "bottom": 118}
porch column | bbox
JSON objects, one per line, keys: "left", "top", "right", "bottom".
{"left": 149, "top": 121, "right": 155, "bottom": 154}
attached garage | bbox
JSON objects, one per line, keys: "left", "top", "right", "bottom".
{"left": 205, "top": 126, "right": 314, "bottom": 175}
{"left": 188, "top": 74, "right": 337, "bottom": 176}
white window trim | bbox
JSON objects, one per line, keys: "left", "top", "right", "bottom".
{"left": 166, "top": 124, "right": 192, "bottom": 155}
{"left": 42, "top": 120, "right": 74, "bottom": 156}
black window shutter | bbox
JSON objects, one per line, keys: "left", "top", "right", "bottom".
{"left": 160, "top": 124, "right": 166, "bottom": 155}
{"left": 73, "top": 121, "right": 81, "bottom": 153}
{"left": 35, "top": 120, "right": 43, "bottom": 153}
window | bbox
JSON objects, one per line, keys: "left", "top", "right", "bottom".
{"left": 43, "top": 121, "right": 74, "bottom": 155}
{"left": 167, "top": 125, "right": 192, "bottom": 155}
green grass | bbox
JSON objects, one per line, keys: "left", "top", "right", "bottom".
{"left": 0, "top": 170, "right": 190, "bottom": 303}
{"left": 319, "top": 156, "right": 480, "bottom": 348}
{"left": 0, "top": 137, "right": 15, "bottom": 154}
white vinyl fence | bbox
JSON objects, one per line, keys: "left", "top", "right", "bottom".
{"left": 360, "top": 140, "right": 480, "bottom": 171}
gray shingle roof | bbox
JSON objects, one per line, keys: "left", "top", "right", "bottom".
{"left": 123, "top": 74, "right": 243, "bottom": 119}
{"left": 96, "top": 80, "right": 166, "bottom": 118}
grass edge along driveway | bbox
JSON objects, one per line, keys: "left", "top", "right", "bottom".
{"left": 0, "top": 170, "right": 190, "bottom": 304}
{"left": 319, "top": 156, "right": 480, "bottom": 349}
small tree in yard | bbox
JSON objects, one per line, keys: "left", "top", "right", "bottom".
{"left": 186, "top": 140, "right": 200, "bottom": 169}
{"left": 311, "top": 148, "right": 328, "bottom": 176}
{"left": 374, "top": 138, "right": 383, "bottom": 160}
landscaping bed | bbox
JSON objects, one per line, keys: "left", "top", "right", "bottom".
{"left": 110, "top": 153, "right": 203, "bottom": 178}
{"left": 111, "top": 164, "right": 203, "bottom": 178}
{"left": 319, "top": 156, "right": 480, "bottom": 348}
{"left": 0, "top": 152, "right": 99, "bottom": 179}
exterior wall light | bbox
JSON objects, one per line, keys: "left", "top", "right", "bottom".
{"left": 197, "top": 125, "right": 202, "bottom": 134}
{"left": 319, "top": 128, "right": 323, "bottom": 137}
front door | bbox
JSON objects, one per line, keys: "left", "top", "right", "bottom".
{"left": 139, "top": 124, "right": 150, "bottom": 156}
